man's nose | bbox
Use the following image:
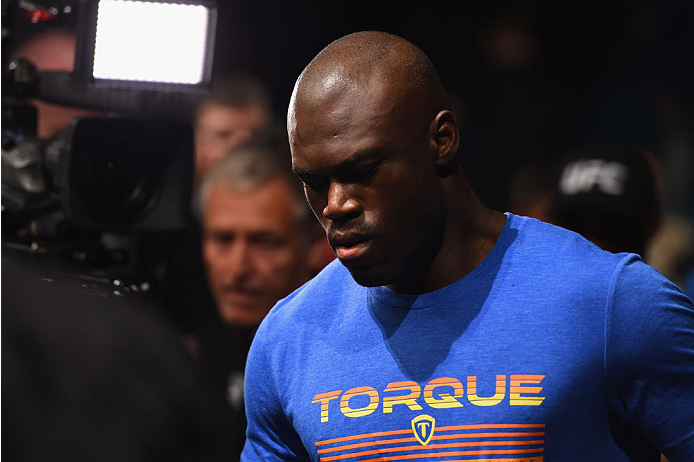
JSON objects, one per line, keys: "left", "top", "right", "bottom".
{"left": 224, "top": 241, "right": 253, "bottom": 280}
{"left": 322, "top": 181, "right": 361, "bottom": 222}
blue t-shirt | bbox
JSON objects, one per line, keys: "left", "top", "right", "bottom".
{"left": 242, "top": 214, "right": 694, "bottom": 462}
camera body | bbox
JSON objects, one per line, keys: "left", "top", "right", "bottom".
{"left": 61, "top": 116, "right": 193, "bottom": 232}
{"left": 2, "top": 0, "right": 216, "bottom": 287}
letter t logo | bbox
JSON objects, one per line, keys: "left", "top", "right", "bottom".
{"left": 411, "top": 414, "right": 435, "bottom": 446}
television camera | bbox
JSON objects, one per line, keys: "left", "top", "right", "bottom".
{"left": 2, "top": 0, "right": 218, "bottom": 298}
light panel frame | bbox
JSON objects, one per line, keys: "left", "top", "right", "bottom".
{"left": 74, "top": 0, "right": 217, "bottom": 91}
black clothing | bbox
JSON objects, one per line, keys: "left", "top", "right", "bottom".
{"left": 2, "top": 246, "right": 238, "bottom": 462}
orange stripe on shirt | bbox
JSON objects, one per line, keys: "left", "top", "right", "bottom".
{"left": 323, "top": 447, "right": 544, "bottom": 462}
{"left": 318, "top": 433, "right": 546, "bottom": 454}
{"left": 315, "top": 424, "right": 545, "bottom": 446}
{"left": 362, "top": 457, "right": 544, "bottom": 462}
{"left": 320, "top": 441, "right": 545, "bottom": 461}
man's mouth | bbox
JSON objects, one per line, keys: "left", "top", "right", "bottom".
{"left": 329, "top": 233, "right": 372, "bottom": 260}
{"left": 219, "top": 286, "right": 263, "bottom": 306}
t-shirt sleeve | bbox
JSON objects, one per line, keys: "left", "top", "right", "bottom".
{"left": 606, "top": 255, "right": 694, "bottom": 461}
{"left": 241, "top": 320, "right": 309, "bottom": 462}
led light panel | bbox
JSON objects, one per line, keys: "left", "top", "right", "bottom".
{"left": 93, "top": 0, "right": 210, "bottom": 84}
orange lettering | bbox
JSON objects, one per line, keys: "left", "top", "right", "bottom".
{"left": 340, "top": 386, "right": 379, "bottom": 418}
{"left": 509, "top": 374, "right": 545, "bottom": 406}
{"left": 468, "top": 375, "right": 506, "bottom": 406}
{"left": 312, "top": 390, "right": 342, "bottom": 422}
{"left": 383, "top": 381, "right": 423, "bottom": 413}
{"left": 424, "top": 377, "right": 464, "bottom": 408}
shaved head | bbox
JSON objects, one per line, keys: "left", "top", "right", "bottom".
{"left": 286, "top": 31, "right": 468, "bottom": 291}
{"left": 286, "top": 30, "right": 504, "bottom": 294}
{"left": 288, "top": 31, "right": 450, "bottom": 142}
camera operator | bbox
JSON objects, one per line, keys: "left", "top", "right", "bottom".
{"left": 11, "top": 28, "right": 100, "bottom": 139}
{"left": 3, "top": 25, "right": 104, "bottom": 243}
{"left": 3, "top": 18, "right": 240, "bottom": 461}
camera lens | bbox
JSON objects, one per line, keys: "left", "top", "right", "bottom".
{"left": 79, "top": 152, "right": 157, "bottom": 225}
{"left": 71, "top": 122, "right": 161, "bottom": 227}
{"left": 65, "top": 117, "right": 192, "bottom": 230}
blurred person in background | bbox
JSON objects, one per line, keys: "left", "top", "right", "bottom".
{"left": 459, "top": 4, "right": 577, "bottom": 213}
{"left": 200, "top": 133, "right": 328, "bottom": 327}
{"left": 193, "top": 76, "right": 273, "bottom": 186}
{"left": 546, "top": 142, "right": 694, "bottom": 372}
{"left": 646, "top": 213, "right": 694, "bottom": 301}
{"left": 548, "top": 142, "right": 662, "bottom": 257}
{"left": 194, "top": 133, "right": 330, "bottom": 458}
{"left": 12, "top": 28, "right": 100, "bottom": 139}
{"left": 507, "top": 160, "right": 554, "bottom": 222}
{"left": 4, "top": 27, "right": 101, "bottom": 238}
{"left": 161, "top": 75, "right": 275, "bottom": 341}
{"left": 509, "top": 137, "right": 694, "bottom": 306}
{"left": 547, "top": 140, "right": 694, "bottom": 462}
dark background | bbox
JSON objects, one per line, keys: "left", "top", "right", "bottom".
{"left": 5, "top": 0, "right": 694, "bottom": 212}
{"left": 212, "top": 0, "right": 694, "bottom": 212}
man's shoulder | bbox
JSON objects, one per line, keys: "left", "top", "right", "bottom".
{"left": 510, "top": 213, "right": 588, "bottom": 243}
{"left": 262, "top": 259, "right": 362, "bottom": 326}
{"left": 510, "top": 214, "right": 619, "bottom": 260}
{"left": 506, "top": 214, "right": 637, "bottom": 283}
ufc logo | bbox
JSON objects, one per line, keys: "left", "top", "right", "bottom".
{"left": 559, "top": 160, "right": 628, "bottom": 196}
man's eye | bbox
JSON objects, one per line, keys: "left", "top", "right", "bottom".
{"left": 344, "top": 163, "right": 379, "bottom": 184}
{"left": 215, "top": 130, "right": 233, "bottom": 140}
{"left": 209, "top": 233, "right": 233, "bottom": 246}
{"left": 251, "top": 234, "right": 283, "bottom": 249}
{"left": 301, "top": 177, "right": 328, "bottom": 192}
{"left": 359, "top": 163, "right": 379, "bottom": 178}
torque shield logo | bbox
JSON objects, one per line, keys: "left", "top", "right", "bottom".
{"left": 411, "top": 414, "right": 435, "bottom": 445}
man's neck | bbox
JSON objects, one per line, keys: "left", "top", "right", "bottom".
{"left": 386, "top": 184, "right": 507, "bottom": 294}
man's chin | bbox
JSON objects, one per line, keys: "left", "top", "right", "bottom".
{"left": 218, "top": 300, "right": 268, "bottom": 327}
{"left": 345, "top": 265, "right": 394, "bottom": 288}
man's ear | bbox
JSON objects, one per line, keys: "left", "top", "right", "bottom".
{"left": 429, "top": 110, "right": 459, "bottom": 167}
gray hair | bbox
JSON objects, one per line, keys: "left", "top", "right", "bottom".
{"left": 194, "top": 75, "right": 272, "bottom": 123}
{"left": 198, "top": 133, "right": 315, "bottom": 234}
